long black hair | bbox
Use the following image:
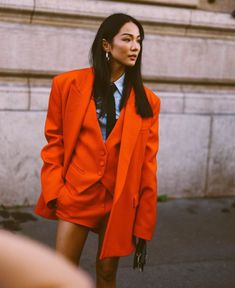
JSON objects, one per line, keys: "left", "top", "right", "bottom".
{"left": 89, "top": 13, "right": 153, "bottom": 118}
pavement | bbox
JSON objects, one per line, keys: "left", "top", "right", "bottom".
{"left": 0, "top": 196, "right": 235, "bottom": 288}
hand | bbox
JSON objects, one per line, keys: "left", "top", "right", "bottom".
{"left": 133, "top": 238, "right": 147, "bottom": 272}
{"left": 47, "top": 199, "right": 57, "bottom": 209}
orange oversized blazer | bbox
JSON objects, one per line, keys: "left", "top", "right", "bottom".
{"left": 35, "top": 67, "right": 161, "bottom": 259}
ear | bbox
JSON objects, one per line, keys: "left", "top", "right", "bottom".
{"left": 102, "top": 38, "right": 111, "bottom": 52}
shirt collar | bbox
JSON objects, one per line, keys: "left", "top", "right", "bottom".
{"left": 114, "top": 73, "right": 125, "bottom": 95}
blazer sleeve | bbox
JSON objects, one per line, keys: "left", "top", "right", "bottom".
{"left": 40, "top": 77, "right": 65, "bottom": 206}
{"left": 133, "top": 94, "right": 161, "bottom": 240}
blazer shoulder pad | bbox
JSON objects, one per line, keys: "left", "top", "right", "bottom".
{"left": 53, "top": 67, "right": 93, "bottom": 88}
{"left": 144, "top": 85, "right": 161, "bottom": 111}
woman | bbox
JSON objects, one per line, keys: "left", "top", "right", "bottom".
{"left": 35, "top": 13, "right": 161, "bottom": 288}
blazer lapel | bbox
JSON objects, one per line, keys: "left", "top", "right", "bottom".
{"left": 63, "top": 71, "right": 94, "bottom": 176}
{"left": 113, "top": 88, "right": 142, "bottom": 204}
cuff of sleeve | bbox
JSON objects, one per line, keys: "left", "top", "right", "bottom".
{"left": 47, "top": 198, "right": 57, "bottom": 209}
{"left": 44, "top": 194, "right": 58, "bottom": 206}
{"left": 43, "top": 185, "right": 64, "bottom": 207}
{"left": 133, "top": 224, "right": 153, "bottom": 241}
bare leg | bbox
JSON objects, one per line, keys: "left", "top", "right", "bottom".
{"left": 96, "top": 214, "right": 120, "bottom": 288}
{"left": 56, "top": 219, "right": 89, "bottom": 266}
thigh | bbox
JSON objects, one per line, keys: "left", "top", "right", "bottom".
{"left": 56, "top": 219, "right": 89, "bottom": 265}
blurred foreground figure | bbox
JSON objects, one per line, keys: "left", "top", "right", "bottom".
{"left": 0, "top": 230, "right": 94, "bottom": 288}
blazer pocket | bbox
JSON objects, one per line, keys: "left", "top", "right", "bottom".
{"left": 70, "top": 161, "right": 86, "bottom": 174}
{"left": 139, "top": 128, "right": 149, "bottom": 133}
{"left": 140, "top": 122, "right": 151, "bottom": 132}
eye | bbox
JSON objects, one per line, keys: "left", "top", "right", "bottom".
{"left": 123, "top": 38, "right": 131, "bottom": 42}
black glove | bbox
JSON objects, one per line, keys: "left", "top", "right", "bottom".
{"left": 133, "top": 238, "right": 147, "bottom": 272}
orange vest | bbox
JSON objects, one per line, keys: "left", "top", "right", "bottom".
{"left": 66, "top": 96, "right": 125, "bottom": 195}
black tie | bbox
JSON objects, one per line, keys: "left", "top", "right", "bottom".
{"left": 106, "top": 83, "right": 117, "bottom": 139}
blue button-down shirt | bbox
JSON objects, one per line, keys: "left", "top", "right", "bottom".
{"left": 96, "top": 73, "right": 125, "bottom": 140}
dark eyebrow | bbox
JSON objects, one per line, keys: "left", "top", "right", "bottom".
{"left": 121, "top": 33, "right": 141, "bottom": 38}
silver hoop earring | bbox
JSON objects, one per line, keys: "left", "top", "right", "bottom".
{"left": 106, "top": 52, "right": 110, "bottom": 61}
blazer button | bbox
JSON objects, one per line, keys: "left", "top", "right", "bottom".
{"left": 100, "top": 150, "right": 106, "bottom": 156}
{"left": 98, "top": 171, "right": 102, "bottom": 176}
{"left": 100, "top": 160, "right": 105, "bottom": 166}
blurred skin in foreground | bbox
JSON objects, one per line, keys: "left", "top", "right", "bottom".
{"left": 0, "top": 230, "right": 94, "bottom": 288}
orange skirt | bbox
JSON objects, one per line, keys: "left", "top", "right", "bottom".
{"left": 55, "top": 180, "right": 113, "bottom": 234}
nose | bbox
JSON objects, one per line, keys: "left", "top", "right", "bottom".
{"left": 131, "top": 40, "right": 140, "bottom": 51}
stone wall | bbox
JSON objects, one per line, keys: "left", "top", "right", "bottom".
{"left": 0, "top": 0, "right": 234, "bottom": 205}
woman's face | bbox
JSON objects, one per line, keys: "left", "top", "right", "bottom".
{"left": 105, "top": 22, "right": 141, "bottom": 68}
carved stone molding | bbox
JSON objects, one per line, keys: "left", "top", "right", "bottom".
{"left": 116, "top": 0, "right": 199, "bottom": 8}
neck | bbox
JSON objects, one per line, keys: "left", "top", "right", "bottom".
{"left": 110, "top": 61, "right": 125, "bottom": 82}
